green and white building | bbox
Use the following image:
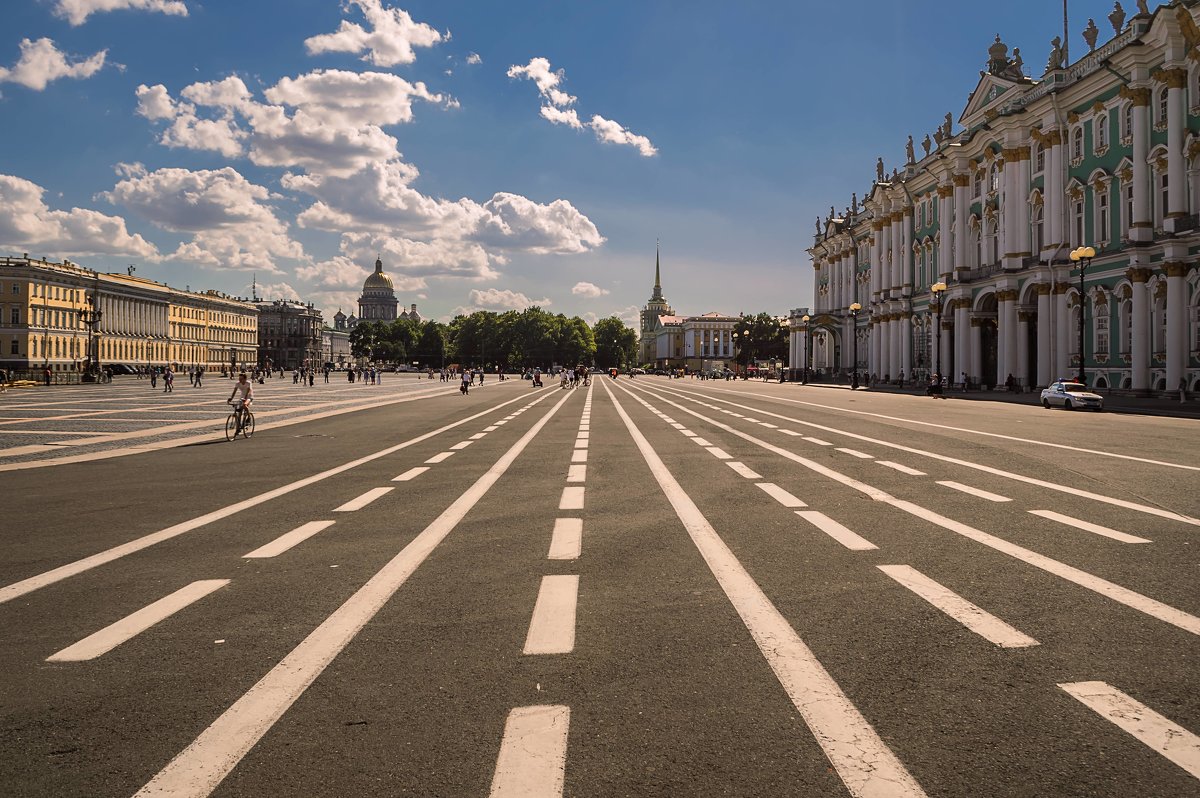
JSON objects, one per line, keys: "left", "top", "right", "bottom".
{"left": 804, "top": 2, "right": 1200, "bottom": 393}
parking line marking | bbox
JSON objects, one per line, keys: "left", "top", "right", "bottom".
{"left": 489, "top": 705, "right": 571, "bottom": 798}
{"left": 333, "top": 487, "right": 394, "bottom": 512}
{"left": 1029, "top": 510, "right": 1151, "bottom": 544}
{"left": 804, "top": 437, "right": 832, "bottom": 446}
{"left": 937, "top": 481, "right": 1011, "bottom": 503}
{"left": 548, "top": 518, "right": 582, "bottom": 560}
{"left": 567, "top": 465, "right": 586, "bottom": 483}
{"left": 726, "top": 462, "right": 762, "bottom": 479}
{"left": 244, "top": 522, "right": 336, "bottom": 559}
{"left": 574, "top": 439, "right": 588, "bottom": 450}
{"left": 878, "top": 565, "right": 1038, "bottom": 648}
{"left": 796, "top": 511, "right": 877, "bottom": 551}
{"left": 392, "top": 467, "right": 429, "bottom": 482}
{"left": 835, "top": 448, "right": 873, "bottom": 460}
{"left": 706, "top": 447, "right": 732, "bottom": 460}
{"left": 48, "top": 580, "right": 231, "bottom": 662}
{"left": 1059, "top": 681, "right": 1200, "bottom": 779}
{"left": 450, "top": 440, "right": 475, "bottom": 450}
{"left": 878, "top": 461, "right": 926, "bottom": 476}
{"left": 559, "top": 486, "right": 585, "bottom": 510}
{"left": 425, "top": 451, "right": 455, "bottom": 464}
{"left": 756, "top": 482, "right": 807, "bottom": 508}
{"left": 522, "top": 575, "right": 579, "bottom": 655}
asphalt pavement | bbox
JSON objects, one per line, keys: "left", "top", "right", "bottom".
{"left": 0, "top": 375, "right": 1196, "bottom": 797}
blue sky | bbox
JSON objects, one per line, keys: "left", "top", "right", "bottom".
{"left": 0, "top": 0, "right": 1129, "bottom": 324}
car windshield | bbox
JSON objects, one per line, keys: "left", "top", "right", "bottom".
{"left": 1061, "top": 383, "right": 1089, "bottom": 393}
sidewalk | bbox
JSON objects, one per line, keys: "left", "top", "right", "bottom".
{"left": 785, "top": 380, "right": 1200, "bottom": 420}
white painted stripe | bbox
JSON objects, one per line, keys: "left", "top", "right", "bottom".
{"left": 835, "top": 448, "right": 873, "bottom": 460}
{"left": 559, "top": 486, "right": 585, "bottom": 510}
{"left": 755, "top": 482, "right": 807, "bottom": 508}
{"left": 1059, "top": 681, "right": 1200, "bottom": 779}
{"left": 877, "top": 461, "right": 926, "bottom": 476}
{"left": 877, "top": 565, "right": 1038, "bottom": 647}
{"left": 729, "top": 413, "right": 744, "bottom": 417}
{"left": 576, "top": 431, "right": 589, "bottom": 440}
{"left": 567, "top": 465, "right": 586, "bottom": 483}
{"left": 425, "top": 451, "right": 455, "bottom": 464}
{"left": 804, "top": 437, "right": 832, "bottom": 446}
{"left": 726, "top": 461, "right": 762, "bottom": 479}
{"left": 692, "top": 437, "right": 713, "bottom": 447}
{"left": 392, "top": 467, "right": 429, "bottom": 482}
{"left": 578, "top": 424, "right": 589, "bottom": 431}
{"left": 795, "top": 511, "right": 877, "bottom": 551}
{"left": 1029, "top": 510, "right": 1151, "bottom": 544}
{"left": 706, "top": 447, "right": 732, "bottom": 460}
{"left": 744, "top": 417, "right": 760, "bottom": 422}
{"left": 780, "top": 429, "right": 801, "bottom": 436}
{"left": 470, "top": 433, "right": 488, "bottom": 440}
{"left": 522, "top": 575, "right": 579, "bottom": 655}
{"left": 570, "top": 449, "right": 587, "bottom": 463}
{"left": 489, "top": 705, "right": 571, "bottom": 798}
{"left": 0, "top": 390, "right": 550, "bottom": 605}
{"left": 937, "top": 481, "right": 1011, "bottom": 503}
{"left": 333, "top": 487, "right": 393, "bottom": 512}
{"left": 495, "top": 420, "right": 508, "bottom": 425}
{"left": 48, "top": 580, "right": 230, "bottom": 662}
{"left": 244, "top": 521, "right": 336, "bottom": 559}
{"left": 679, "top": 430, "right": 696, "bottom": 437}
{"left": 759, "top": 422, "right": 778, "bottom": 429}
{"left": 574, "top": 439, "right": 588, "bottom": 450}
{"left": 548, "top": 518, "right": 582, "bottom": 560}
{"left": 132, "top": 390, "right": 574, "bottom": 798}
{"left": 602, "top": 380, "right": 926, "bottom": 798}
{"left": 618, "top": 382, "right": 1200, "bottom": 637}
{"left": 450, "top": 440, "right": 475, "bottom": 450}
{"left": 484, "top": 426, "right": 499, "bottom": 432}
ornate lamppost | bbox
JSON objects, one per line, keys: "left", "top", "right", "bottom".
{"left": 76, "top": 290, "right": 103, "bottom": 380}
{"left": 848, "top": 302, "right": 861, "bottom": 389}
{"left": 930, "top": 281, "right": 947, "bottom": 380}
{"left": 800, "top": 314, "right": 811, "bottom": 384}
{"left": 1069, "top": 245, "right": 1095, "bottom": 385}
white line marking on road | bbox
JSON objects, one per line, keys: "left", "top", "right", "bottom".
{"left": 726, "top": 462, "right": 762, "bottom": 479}
{"left": 780, "top": 429, "right": 801, "bottom": 436}
{"left": 489, "top": 705, "right": 571, "bottom": 798}
{"left": 670, "top": 423, "right": 686, "bottom": 429}
{"left": 567, "top": 465, "right": 586, "bottom": 483}
{"left": 450, "top": 440, "right": 474, "bottom": 450}
{"left": 578, "top": 424, "right": 589, "bottom": 431}
{"left": 937, "top": 480, "right": 1011, "bottom": 503}
{"left": 679, "top": 430, "right": 696, "bottom": 437}
{"left": 602, "top": 380, "right": 926, "bottom": 798}
{"left": 574, "top": 439, "right": 588, "bottom": 450}
{"left": 425, "top": 451, "right": 455, "bottom": 464}
{"left": 835, "top": 447, "right": 873, "bottom": 459}
{"left": 522, "top": 575, "right": 579, "bottom": 655}
{"left": 877, "top": 565, "right": 1038, "bottom": 647}
{"left": 759, "top": 422, "right": 778, "bottom": 429}
{"left": 570, "top": 449, "right": 587, "bottom": 463}
{"left": 132, "top": 390, "right": 573, "bottom": 798}
{"left": 392, "top": 467, "right": 430, "bottom": 482}
{"left": 470, "top": 433, "right": 488, "bottom": 440}
{"left": 559, "top": 486, "right": 585, "bottom": 510}
{"left": 878, "top": 461, "right": 926, "bottom": 476}
{"left": 622, "top": 381, "right": 1200, "bottom": 637}
{"left": 744, "top": 417, "right": 760, "bottom": 422}
{"left": 244, "top": 521, "right": 336, "bottom": 559}
{"left": 795, "top": 511, "right": 877, "bottom": 551}
{"left": 1029, "top": 510, "right": 1152, "bottom": 544}
{"left": 484, "top": 426, "right": 499, "bottom": 432}
{"left": 1059, "top": 681, "right": 1200, "bottom": 779}
{"left": 48, "top": 580, "right": 230, "bottom": 662}
{"left": 804, "top": 437, "right": 832, "bottom": 445}
{"left": 548, "top": 518, "right": 582, "bottom": 560}
{"left": 333, "top": 487, "right": 394, "bottom": 512}
{"left": 755, "top": 482, "right": 807, "bottom": 508}
{"left": 576, "top": 431, "right": 589, "bottom": 440}
{"left": 706, "top": 447, "right": 732, "bottom": 460}
{"left": 692, "top": 437, "right": 713, "bottom": 446}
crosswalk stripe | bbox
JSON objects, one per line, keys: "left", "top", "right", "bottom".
{"left": 425, "top": 451, "right": 455, "bottom": 464}
{"left": 570, "top": 449, "right": 587, "bottom": 463}
{"left": 1029, "top": 510, "right": 1151, "bottom": 544}
{"left": 804, "top": 437, "right": 832, "bottom": 445}
{"left": 877, "top": 565, "right": 1038, "bottom": 647}
{"left": 706, "top": 447, "right": 732, "bottom": 460}
{"left": 489, "top": 705, "right": 571, "bottom": 798}
{"left": 450, "top": 440, "right": 475, "bottom": 450}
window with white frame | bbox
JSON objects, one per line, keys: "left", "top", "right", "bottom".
{"left": 1095, "top": 114, "right": 1108, "bottom": 151}
{"left": 1071, "top": 197, "right": 1085, "bottom": 246}
{"left": 1119, "top": 298, "right": 1132, "bottom": 354}
{"left": 1158, "top": 169, "right": 1169, "bottom": 224}
{"left": 1122, "top": 182, "right": 1134, "bottom": 236}
{"left": 1095, "top": 305, "right": 1110, "bottom": 354}
{"left": 1072, "top": 127, "right": 1084, "bottom": 160}
{"left": 1031, "top": 201, "right": 1044, "bottom": 252}
{"left": 974, "top": 170, "right": 983, "bottom": 197}
{"left": 1158, "top": 86, "right": 1169, "bottom": 124}
{"left": 1096, "top": 185, "right": 1111, "bottom": 242}
{"left": 989, "top": 163, "right": 1000, "bottom": 193}
{"left": 1035, "top": 141, "right": 1045, "bottom": 172}
{"left": 1122, "top": 103, "right": 1133, "bottom": 142}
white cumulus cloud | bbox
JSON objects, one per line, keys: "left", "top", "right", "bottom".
{"left": 295, "top": 255, "right": 369, "bottom": 288}
{"left": 0, "top": 38, "right": 106, "bottom": 91}
{"left": 53, "top": 0, "right": 188, "bottom": 26}
{"left": 466, "top": 52, "right": 481, "bottom": 65}
{"left": 0, "top": 173, "right": 157, "bottom": 258}
{"left": 588, "top": 114, "right": 657, "bottom": 157}
{"left": 540, "top": 105, "right": 582, "bottom": 129}
{"left": 571, "top": 281, "right": 608, "bottom": 298}
{"left": 304, "top": 0, "right": 446, "bottom": 67}
{"left": 256, "top": 281, "right": 302, "bottom": 302}
{"left": 507, "top": 57, "right": 574, "bottom": 107}
{"left": 467, "top": 288, "right": 550, "bottom": 310}
{"left": 264, "top": 69, "right": 444, "bottom": 128}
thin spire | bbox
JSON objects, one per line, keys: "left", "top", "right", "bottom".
{"left": 650, "top": 240, "right": 665, "bottom": 303}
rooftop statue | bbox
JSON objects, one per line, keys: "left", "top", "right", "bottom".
{"left": 876, "top": 157, "right": 885, "bottom": 182}
{"left": 815, "top": 216, "right": 821, "bottom": 235}
{"left": 1109, "top": 2, "right": 1126, "bottom": 33}
{"left": 921, "top": 134, "right": 932, "bottom": 156}
{"left": 942, "top": 112, "right": 953, "bottom": 139}
{"left": 851, "top": 192, "right": 858, "bottom": 214}
{"left": 1046, "top": 36, "right": 1065, "bottom": 71}
{"left": 1136, "top": 0, "right": 1149, "bottom": 15}
{"left": 1083, "top": 18, "right": 1100, "bottom": 51}
{"left": 906, "top": 135, "right": 915, "bottom": 164}
{"left": 933, "top": 128, "right": 945, "bottom": 145}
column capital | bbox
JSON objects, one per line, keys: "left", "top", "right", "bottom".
{"left": 1034, "top": 282, "right": 1052, "bottom": 296}
{"left": 1126, "top": 266, "right": 1153, "bottom": 283}
{"left": 936, "top": 184, "right": 955, "bottom": 198}
{"left": 1162, "top": 260, "right": 1191, "bottom": 277}
{"left": 951, "top": 173, "right": 971, "bottom": 187}
{"left": 996, "top": 289, "right": 1019, "bottom": 302}
{"left": 1052, "top": 282, "right": 1072, "bottom": 295}
{"left": 1017, "top": 310, "right": 1036, "bottom": 323}
{"left": 1119, "top": 85, "right": 1152, "bottom": 106}
{"left": 1157, "top": 67, "right": 1188, "bottom": 89}
{"left": 890, "top": 211, "right": 904, "bottom": 223}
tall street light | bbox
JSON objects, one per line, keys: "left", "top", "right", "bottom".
{"left": 801, "top": 314, "right": 811, "bottom": 384}
{"left": 848, "top": 302, "right": 861, "bottom": 389}
{"left": 1069, "top": 245, "right": 1095, "bottom": 385}
{"left": 930, "top": 281, "right": 947, "bottom": 380}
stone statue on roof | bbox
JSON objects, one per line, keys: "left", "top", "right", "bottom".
{"left": 1083, "top": 18, "right": 1100, "bottom": 51}
{"left": 876, "top": 157, "right": 885, "bottom": 182}
{"left": 1046, "top": 36, "right": 1065, "bottom": 71}
{"left": 943, "top": 112, "right": 953, "bottom": 139}
{"left": 906, "top": 135, "right": 916, "bottom": 164}
{"left": 921, "top": 134, "right": 932, "bottom": 156}
{"left": 1136, "top": 0, "right": 1149, "bottom": 16}
{"left": 933, "top": 128, "right": 945, "bottom": 146}
{"left": 815, "top": 216, "right": 821, "bottom": 235}
{"left": 1109, "top": 2, "right": 1126, "bottom": 33}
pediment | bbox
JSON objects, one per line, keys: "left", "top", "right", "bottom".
{"left": 959, "top": 74, "right": 1021, "bottom": 128}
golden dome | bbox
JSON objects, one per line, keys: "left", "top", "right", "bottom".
{"left": 363, "top": 256, "right": 394, "bottom": 291}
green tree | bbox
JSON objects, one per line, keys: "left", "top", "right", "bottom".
{"left": 593, "top": 317, "right": 638, "bottom": 368}
{"left": 732, "top": 313, "right": 787, "bottom": 368}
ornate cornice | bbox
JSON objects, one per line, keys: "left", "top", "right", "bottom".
{"left": 1157, "top": 67, "right": 1188, "bottom": 89}
{"left": 952, "top": 173, "right": 971, "bottom": 187}
{"left": 936, "top": 185, "right": 954, "bottom": 198}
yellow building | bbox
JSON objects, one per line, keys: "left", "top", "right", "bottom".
{"left": 0, "top": 255, "right": 257, "bottom": 376}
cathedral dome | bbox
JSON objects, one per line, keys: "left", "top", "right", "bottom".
{"left": 363, "top": 257, "right": 394, "bottom": 292}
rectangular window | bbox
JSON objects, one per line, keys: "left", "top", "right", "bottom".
{"left": 1072, "top": 200, "right": 1085, "bottom": 247}
{"left": 1097, "top": 190, "right": 1110, "bottom": 242}
{"left": 1095, "top": 313, "right": 1110, "bottom": 354}
{"left": 9, "top": 338, "right": 17, "bottom": 355}
{"left": 1160, "top": 172, "right": 1169, "bottom": 221}
{"left": 10, "top": 308, "right": 18, "bottom": 324}
{"left": 1123, "top": 185, "right": 1134, "bottom": 236}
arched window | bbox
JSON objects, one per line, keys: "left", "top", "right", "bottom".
{"left": 1122, "top": 103, "right": 1133, "bottom": 140}
{"left": 1094, "top": 301, "right": 1110, "bottom": 355}
{"left": 1072, "top": 127, "right": 1084, "bottom": 160}
{"left": 989, "top": 163, "right": 1000, "bottom": 193}
{"left": 1095, "top": 114, "right": 1108, "bottom": 150}
{"left": 973, "top": 170, "right": 983, "bottom": 197}
{"left": 1096, "top": 185, "right": 1111, "bottom": 242}
{"left": 1034, "top": 141, "right": 1045, "bottom": 172}
{"left": 1118, "top": 298, "right": 1132, "bottom": 355}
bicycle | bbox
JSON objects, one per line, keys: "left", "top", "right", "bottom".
{"left": 225, "top": 399, "right": 255, "bottom": 441}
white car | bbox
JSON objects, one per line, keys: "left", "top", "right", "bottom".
{"left": 1040, "top": 380, "right": 1104, "bottom": 411}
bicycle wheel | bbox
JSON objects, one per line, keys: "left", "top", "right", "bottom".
{"left": 241, "top": 411, "right": 255, "bottom": 438}
{"left": 225, "top": 413, "right": 238, "bottom": 441}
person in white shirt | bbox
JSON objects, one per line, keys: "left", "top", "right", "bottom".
{"left": 228, "top": 372, "right": 254, "bottom": 410}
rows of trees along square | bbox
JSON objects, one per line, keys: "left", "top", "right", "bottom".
{"left": 348, "top": 307, "right": 638, "bottom": 370}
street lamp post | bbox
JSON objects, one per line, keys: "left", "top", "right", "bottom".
{"left": 76, "top": 289, "right": 103, "bottom": 380}
{"left": 1069, "top": 245, "right": 1095, "bottom": 385}
{"left": 145, "top": 334, "right": 151, "bottom": 376}
{"left": 801, "top": 314, "right": 811, "bottom": 384}
{"left": 848, "top": 302, "right": 861, "bottom": 388}
{"left": 930, "top": 282, "right": 947, "bottom": 380}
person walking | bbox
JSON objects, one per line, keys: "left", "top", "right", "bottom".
{"left": 163, "top": 366, "right": 174, "bottom": 393}
{"left": 460, "top": 370, "right": 470, "bottom": 395}
{"left": 194, "top": 368, "right": 203, "bottom": 388}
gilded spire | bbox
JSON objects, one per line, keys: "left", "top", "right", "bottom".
{"left": 650, "top": 240, "right": 665, "bottom": 302}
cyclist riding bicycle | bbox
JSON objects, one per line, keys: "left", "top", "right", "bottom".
{"left": 228, "top": 372, "right": 254, "bottom": 420}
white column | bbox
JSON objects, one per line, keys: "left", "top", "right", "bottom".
{"left": 1045, "top": 132, "right": 1064, "bottom": 251}
{"left": 1166, "top": 72, "right": 1187, "bottom": 222}
{"left": 899, "top": 313, "right": 912, "bottom": 378}
{"left": 901, "top": 209, "right": 913, "bottom": 294}
{"left": 1000, "top": 292, "right": 1018, "bottom": 385}
{"left": 1016, "top": 311, "right": 1030, "bottom": 388}
{"left": 1165, "top": 263, "right": 1187, "bottom": 390}
{"left": 888, "top": 316, "right": 900, "bottom": 379}
{"left": 1002, "top": 152, "right": 1019, "bottom": 260}
{"left": 870, "top": 224, "right": 882, "bottom": 297}
{"left": 953, "top": 176, "right": 969, "bottom": 272}
{"left": 939, "top": 320, "right": 951, "bottom": 377}
{"left": 970, "top": 320, "right": 982, "bottom": 384}
{"left": 1017, "top": 151, "right": 1032, "bottom": 256}
{"left": 1037, "top": 285, "right": 1053, "bottom": 387}
{"left": 938, "top": 187, "right": 953, "bottom": 279}
{"left": 891, "top": 213, "right": 903, "bottom": 292}
{"left": 1130, "top": 90, "right": 1151, "bottom": 239}
{"left": 1129, "top": 269, "right": 1151, "bottom": 391}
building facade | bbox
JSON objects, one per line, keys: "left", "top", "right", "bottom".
{"left": 0, "top": 255, "right": 257, "bottom": 374}
{"left": 256, "top": 299, "right": 323, "bottom": 370}
{"left": 806, "top": 4, "right": 1200, "bottom": 393}
{"left": 358, "top": 256, "right": 399, "bottom": 321}
{"left": 637, "top": 248, "right": 736, "bottom": 369}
